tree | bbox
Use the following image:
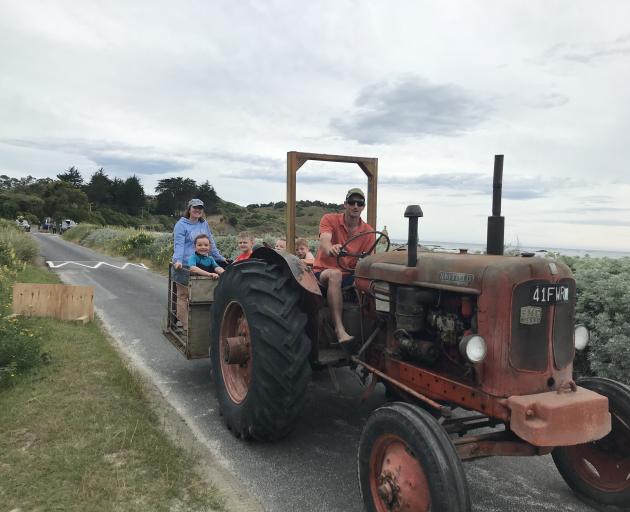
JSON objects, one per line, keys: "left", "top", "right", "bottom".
{"left": 85, "top": 168, "right": 114, "bottom": 206}
{"left": 196, "top": 181, "right": 219, "bottom": 214}
{"left": 57, "top": 166, "right": 83, "bottom": 188}
{"left": 41, "top": 181, "right": 90, "bottom": 221}
{"left": 154, "top": 177, "right": 198, "bottom": 216}
{"left": 117, "top": 175, "right": 146, "bottom": 215}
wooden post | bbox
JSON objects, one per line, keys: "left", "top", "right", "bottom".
{"left": 286, "top": 151, "right": 378, "bottom": 253}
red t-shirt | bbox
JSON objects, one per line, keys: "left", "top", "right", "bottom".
{"left": 234, "top": 250, "right": 252, "bottom": 262}
{"left": 314, "top": 213, "right": 375, "bottom": 276}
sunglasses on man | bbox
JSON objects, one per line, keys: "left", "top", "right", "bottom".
{"left": 346, "top": 200, "right": 365, "bottom": 207}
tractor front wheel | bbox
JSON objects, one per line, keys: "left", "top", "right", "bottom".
{"left": 552, "top": 377, "right": 630, "bottom": 508}
{"left": 358, "top": 402, "right": 470, "bottom": 512}
{"left": 210, "top": 259, "right": 312, "bottom": 441}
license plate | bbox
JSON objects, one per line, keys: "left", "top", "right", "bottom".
{"left": 530, "top": 284, "right": 570, "bottom": 304}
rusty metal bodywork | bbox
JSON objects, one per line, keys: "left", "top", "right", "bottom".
{"left": 350, "top": 249, "right": 611, "bottom": 448}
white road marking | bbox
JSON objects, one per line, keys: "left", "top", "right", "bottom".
{"left": 46, "top": 261, "right": 149, "bottom": 270}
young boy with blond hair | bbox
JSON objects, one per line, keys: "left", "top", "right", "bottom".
{"left": 234, "top": 231, "right": 255, "bottom": 262}
{"left": 274, "top": 238, "right": 287, "bottom": 251}
{"left": 295, "top": 238, "right": 315, "bottom": 265}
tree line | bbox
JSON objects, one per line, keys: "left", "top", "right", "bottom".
{"left": 0, "top": 167, "right": 220, "bottom": 227}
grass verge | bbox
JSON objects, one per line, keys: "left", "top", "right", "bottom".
{"left": 0, "top": 265, "right": 225, "bottom": 511}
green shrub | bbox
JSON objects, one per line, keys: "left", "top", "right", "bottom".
{"left": 215, "top": 235, "right": 239, "bottom": 259}
{"left": 0, "top": 223, "right": 38, "bottom": 266}
{"left": 113, "top": 231, "right": 156, "bottom": 258}
{"left": 0, "top": 316, "right": 43, "bottom": 388}
{"left": 83, "top": 227, "right": 125, "bottom": 247}
{"left": 61, "top": 224, "right": 98, "bottom": 243}
{"left": 560, "top": 256, "right": 630, "bottom": 385}
{"left": 148, "top": 234, "right": 173, "bottom": 266}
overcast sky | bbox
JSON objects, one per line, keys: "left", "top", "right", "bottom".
{"left": 2, "top": 1, "right": 630, "bottom": 251}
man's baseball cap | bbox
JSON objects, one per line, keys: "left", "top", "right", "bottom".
{"left": 345, "top": 188, "right": 366, "bottom": 201}
{"left": 188, "top": 198, "right": 205, "bottom": 208}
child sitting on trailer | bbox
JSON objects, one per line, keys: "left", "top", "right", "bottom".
{"left": 188, "top": 234, "right": 225, "bottom": 279}
{"left": 234, "top": 231, "right": 255, "bottom": 262}
{"left": 295, "top": 237, "right": 315, "bottom": 265}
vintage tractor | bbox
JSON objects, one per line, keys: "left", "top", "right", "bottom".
{"left": 164, "top": 152, "right": 630, "bottom": 511}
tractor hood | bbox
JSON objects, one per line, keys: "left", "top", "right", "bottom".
{"left": 354, "top": 250, "right": 573, "bottom": 294}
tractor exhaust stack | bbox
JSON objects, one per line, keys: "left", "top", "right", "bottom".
{"left": 486, "top": 155, "right": 505, "bottom": 255}
{"left": 404, "top": 205, "right": 423, "bottom": 267}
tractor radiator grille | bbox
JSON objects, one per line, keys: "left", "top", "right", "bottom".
{"left": 510, "top": 278, "right": 577, "bottom": 372}
{"left": 552, "top": 278, "right": 576, "bottom": 369}
{"left": 510, "top": 280, "right": 550, "bottom": 371}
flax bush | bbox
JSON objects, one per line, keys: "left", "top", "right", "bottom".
{"left": 0, "top": 218, "right": 43, "bottom": 388}
{"left": 0, "top": 316, "right": 42, "bottom": 388}
{"left": 112, "top": 231, "right": 157, "bottom": 258}
{"left": 560, "top": 255, "right": 630, "bottom": 385}
{"left": 61, "top": 223, "right": 98, "bottom": 243}
{"left": 83, "top": 227, "right": 125, "bottom": 247}
{"left": 0, "top": 224, "right": 38, "bottom": 266}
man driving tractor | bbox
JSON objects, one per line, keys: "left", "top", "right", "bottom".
{"left": 313, "top": 188, "right": 376, "bottom": 352}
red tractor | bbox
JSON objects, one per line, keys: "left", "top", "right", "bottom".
{"left": 167, "top": 152, "right": 630, "bottom": 511}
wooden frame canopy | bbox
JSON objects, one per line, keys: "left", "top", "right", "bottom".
{"left": 286, "top": 151, "right": 378, "bottom": 253}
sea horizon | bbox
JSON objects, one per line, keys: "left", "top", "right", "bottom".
{"left": 390, "top": 239, "right": 630, "bottom": 259}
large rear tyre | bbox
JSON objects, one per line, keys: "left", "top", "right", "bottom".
{"left": 358, "top": 402, "right": 470, "bottom": 512}
{"left": 552, "top": 377, "right": 630, "bottom": 508}
{"left": 210, "top": 259, "right": 312, "bottom": 441}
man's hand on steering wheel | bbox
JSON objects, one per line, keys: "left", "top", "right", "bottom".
{"left": 336, "top": 230, "right": 391, "bottom": 273}
{"left": 327, "top": 243, "right": 344, "bottom": 257}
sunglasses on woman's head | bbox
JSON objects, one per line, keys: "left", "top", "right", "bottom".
{"left": 192, "top": 206, "right": 204, "bottom": 210}
{"left": 347, "top": 200, "right": 365, "bottom": 207}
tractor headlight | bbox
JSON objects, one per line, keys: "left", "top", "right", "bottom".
{"left": 459, "top": 335, "right": 487, "bottom": 363}
{"left": 574, "top": 325, "right": 589, "bottom": 351}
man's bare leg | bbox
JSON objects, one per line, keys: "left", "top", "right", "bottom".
{"left": 319, "top": 268, "right": 353, "bottom": 343}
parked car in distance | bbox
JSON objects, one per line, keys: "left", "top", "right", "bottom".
{"left": 60, "top": 219, "right": 77, "bottom": 233}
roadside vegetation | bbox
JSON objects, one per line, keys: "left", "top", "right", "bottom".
{"left": 62, "top": 224, "right": 321, "bottom": 271}
{"left": 559, "top": 255, "right": 630, "bottom": 385}
{"left": 0, "top": 220, "right": 225, "bottom": 511}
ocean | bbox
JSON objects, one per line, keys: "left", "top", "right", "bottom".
{"left": 390, "top": 240, "right": 630, "bottom": 259}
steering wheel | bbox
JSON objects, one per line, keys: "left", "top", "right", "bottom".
{"left": 336, "top": 230, "right": 390, "bottom": 273}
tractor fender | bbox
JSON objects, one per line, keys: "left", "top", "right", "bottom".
{"left": 249, "top": 246, "right": 322, "bottom": 298}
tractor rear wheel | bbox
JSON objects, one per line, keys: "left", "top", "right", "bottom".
{"left": 552, "top": 377, "right": 630, "bottom": 508}
{"left": 358, "top": 402, "right": 470, "bottom": 512}
{"left": 210, "top": 259, "right": 312, "bottom": 441}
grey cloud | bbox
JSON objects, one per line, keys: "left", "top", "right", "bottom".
{"left": 221, "top": 166, "right": 577, "bottom": 201}
{"left": 220, "top": 167, "right": 350, "bottom": 184}
{"left": 2, "top": 137, "right": 192, "bottom": 174}
{"left": 379, "top": 172, "right": 573, "bottom": 200}
{"left": 543, "top": 33, "right": 630, "bottom": 64}
{"left": 330, "top": 76, "right": 490, "bottom": 144}
{"left": 555, "top": 218, "right": 630, "bottom": 227}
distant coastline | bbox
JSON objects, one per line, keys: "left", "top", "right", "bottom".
{"left": 393, "top": 240, "right": 630, "bottom": 259}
